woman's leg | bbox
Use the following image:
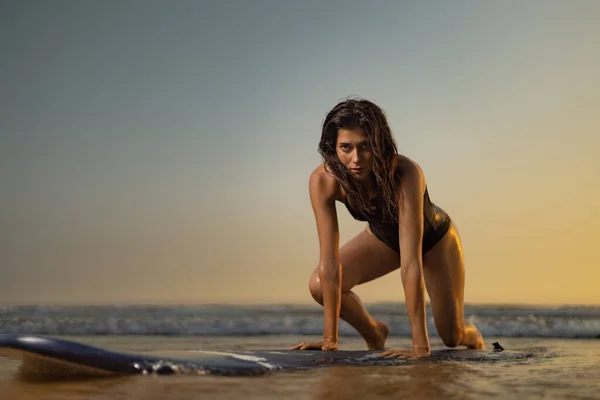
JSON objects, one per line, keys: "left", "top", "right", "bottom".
{"left": 422, "top": 221, "right": 485, "bottom": 349}
{"left": 308, "top": 226, "right": 400, "bottom": 350}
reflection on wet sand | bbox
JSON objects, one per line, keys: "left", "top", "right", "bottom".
{"left": 0, "top": 375, "right": 133, "bottom": 400}
{"left": 311, "top": 362, "right": 475, "bottom": 400}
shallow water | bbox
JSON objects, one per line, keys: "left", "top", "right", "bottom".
{"left": 1, "top": 335, "right": 599, "bottom": 399}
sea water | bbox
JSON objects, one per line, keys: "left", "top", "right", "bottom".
{"left": 1, "top": 304, "right": 599, "bottom": 399}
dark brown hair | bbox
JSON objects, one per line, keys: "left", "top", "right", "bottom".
{"left": 318, "top": 97, "right": 401, "bottom": 222}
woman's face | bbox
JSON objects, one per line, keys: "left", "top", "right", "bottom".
{"left": 335, "top": 127, "right": 373, "bottom": 181}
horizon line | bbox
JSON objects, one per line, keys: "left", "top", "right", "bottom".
{"left": 2, "top": 301, "right": 599, "bottom": 308}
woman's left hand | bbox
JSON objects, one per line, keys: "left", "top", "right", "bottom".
{"left": 379, "top": 346, "right": 430, "bottom": 359}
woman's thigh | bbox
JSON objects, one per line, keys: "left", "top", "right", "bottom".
{"left": 311, "top": 226, "right": 400, "bottom": 292}
{"left": 422, "top": 222, "right": 468, "bottom": 338}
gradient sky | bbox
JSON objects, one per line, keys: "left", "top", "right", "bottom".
{"left": 1, "top": 0, "right": 599, "bottom": 306}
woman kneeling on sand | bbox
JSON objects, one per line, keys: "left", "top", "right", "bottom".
{"left": 290, "top": 98, "right": 485, "bottom": 359}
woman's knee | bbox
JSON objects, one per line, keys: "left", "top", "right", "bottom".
{"left": 308, "top": 269, "right": 323, "bottom": 304}
{"left": 308, "top": 264, "right": 361, "bottom": 304}
{"left": 308, "top": 267, "right": 352, "bottom": 304}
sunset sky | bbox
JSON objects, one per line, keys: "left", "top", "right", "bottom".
{"left": 1, "top": 0, "right": 599, "bottom": 306}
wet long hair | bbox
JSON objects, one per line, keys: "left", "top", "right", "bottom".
{"left": 318, "top": 97, "right": 401, "bottom": 222}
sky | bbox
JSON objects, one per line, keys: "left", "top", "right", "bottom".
{"left": 1, "top": 0, "right": 599, "bottom": 306}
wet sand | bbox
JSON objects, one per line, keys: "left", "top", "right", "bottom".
{"left": 1, "top": 335, "right": 599, "bottom": 400}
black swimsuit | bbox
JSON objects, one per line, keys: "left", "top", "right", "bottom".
{"left": 343, "top": 187, "right": 451, "bottom": 255}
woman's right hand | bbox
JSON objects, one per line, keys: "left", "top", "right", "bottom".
{"left": 289, "top": 339, "right": 338, "bottom": 351}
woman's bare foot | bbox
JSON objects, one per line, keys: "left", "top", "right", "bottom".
{"left": 466, "top": 329, "right": 485, "bottom": 350}
{"left": 365, "top": 321, "right": 389, "bottom": 350}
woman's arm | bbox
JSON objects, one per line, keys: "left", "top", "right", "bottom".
{"left": 291, "top": 166, "right": 342, "bottom": 350}
{"left": 383, "top": 160, "right": 430, "bottom": 357}
{"left": 311, "top": 168, "right": 342, "bottom": 346}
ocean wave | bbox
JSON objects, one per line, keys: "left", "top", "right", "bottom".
{"left": 1, "top": 304, "right": 599, "bottom": 338}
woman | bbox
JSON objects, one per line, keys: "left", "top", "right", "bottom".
{"left": 290, "top": 98, "right": 485, "bottom": 359}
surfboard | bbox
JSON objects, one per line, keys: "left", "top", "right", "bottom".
{"left": 0, "top": 334, "right": 533, "bottom": 379}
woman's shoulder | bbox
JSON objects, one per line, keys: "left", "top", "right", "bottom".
{"left": 395, "top": 154, "right": 421, "bottom": 170}
{"left": 309, "top": 163, "right": 344, "bottom": 203}
{"left": 395, "top": 154, "right": 426, "bottom": 186}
